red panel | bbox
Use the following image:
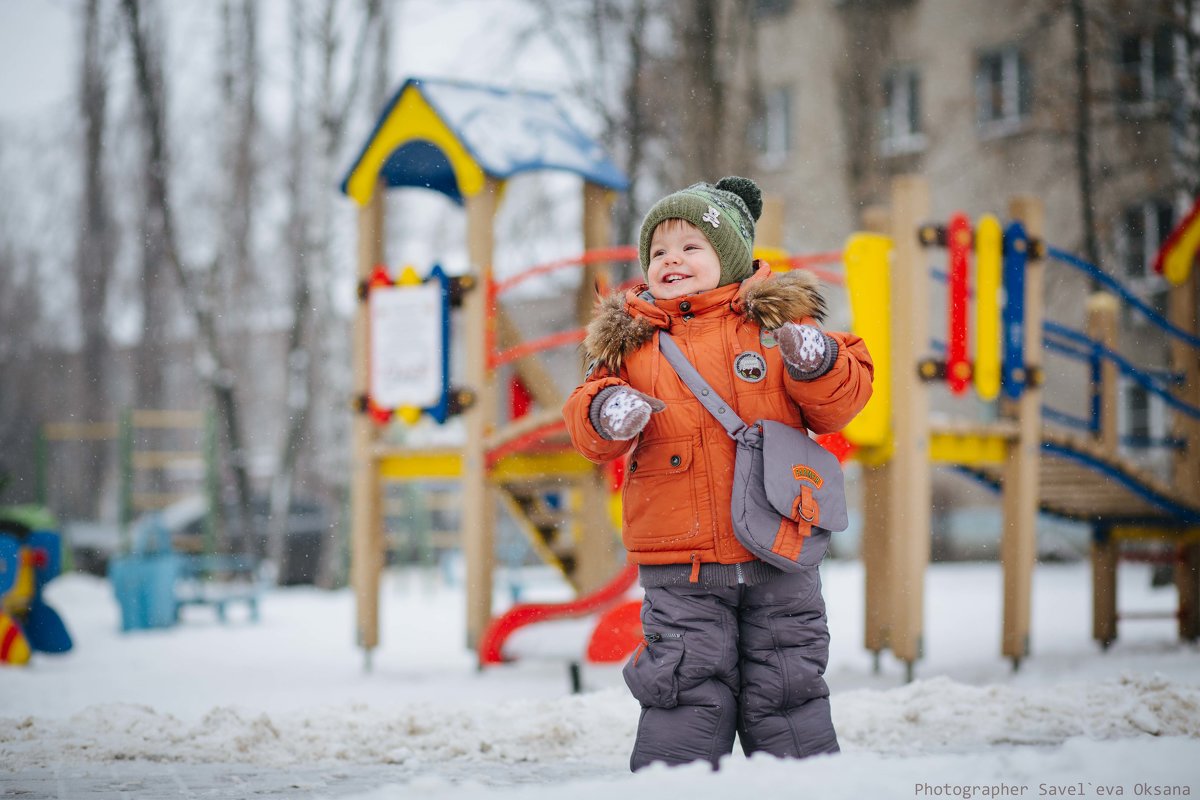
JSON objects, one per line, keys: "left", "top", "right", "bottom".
{"left": 946, "top": 213, "right": 973, "bottom": 395}
{"left": 509, "top": 376, "right": 533, "bottom": 420}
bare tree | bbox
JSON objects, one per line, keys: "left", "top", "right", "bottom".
{"left": 120, "top": 0, "right": 256, "bottom": 552}
{"left": 266, "top": 0, "right": 384, "bottom": 586}
{"left": 516, "top": 0, "right": 668, "bottom": 263}
{"left": 1071, "top": 0, "right": 1102, "bottom": 269}
{"left": 669, "top": 0, "right": 758, "bottom": 184}
{"left": 76, "top": 0, "right": 117, "bottom": 514}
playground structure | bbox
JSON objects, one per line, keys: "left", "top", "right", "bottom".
{"left": 0, "top": 506, "right": 72, "bottom": 665}
{"left": 341, "top": 78, "right": 1199, "bottom": 676}
{"left": 39, "top": 408, "right": 218, "bottom": 554}
{"left": 340, "top": 77, "right": 632, "bottom": 664}
{"left": 846, "top": 177, "right": 1200, "bottom": 676}
{"left": 39, "top": 410, "right": 269, "bottom": 631}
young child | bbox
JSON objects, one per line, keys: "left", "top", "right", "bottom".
{"left": 563, "top": 177, "right": 873, "bottom": 771}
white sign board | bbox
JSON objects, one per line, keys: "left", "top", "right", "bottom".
{"left": 369, "top": 283, "right": 443, "bottom": 409}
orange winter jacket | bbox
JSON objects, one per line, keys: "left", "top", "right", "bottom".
{"left": 562, "top": 264, "right": 873, "bottom": 568}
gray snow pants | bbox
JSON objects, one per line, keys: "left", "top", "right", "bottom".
{"left": 622, "top": 566, "right": 838, "bottom": 771}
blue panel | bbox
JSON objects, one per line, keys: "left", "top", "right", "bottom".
{"left": 380, "top": 140, "right": 463, "bottom": 205}
{"left": 1001, "top": 222, "right": 1027, "bottom": 400}
{"left": 0, "top": 534, "right": 17, "bottom": 596}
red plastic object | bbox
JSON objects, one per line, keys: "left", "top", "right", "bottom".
{"left": 815, "top": 432, "right": 856, "bottom": 464}
{"left": 946, "top": 213, "right": 973, "bottom": 395}
{"left": 586, "top": 599, "right": 643, "bottom": 663}
{"left": 478, "top": 564, "right": 639, "bottom": 665}
{"left": 509, "top": 376, "right": 533, "bottom": 420}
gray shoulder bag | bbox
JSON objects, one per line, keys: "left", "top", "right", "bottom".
{"left": 658, "top": 332, "right": 848, "bottom": 570}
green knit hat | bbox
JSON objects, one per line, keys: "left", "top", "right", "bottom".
{"left": 638, "top": 176, "right": 764, "bottom": 287}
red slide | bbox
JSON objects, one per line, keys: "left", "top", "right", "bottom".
{"left": 478, "top": 564, "right": 642, "bottom": 666}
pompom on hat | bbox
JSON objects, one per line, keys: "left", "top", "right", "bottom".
{"left": 638, "top": 176, "right": 764, "bottom": 288}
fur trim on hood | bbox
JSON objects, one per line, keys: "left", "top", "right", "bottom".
{"left": 584, "top": 268, "right": 827, "bottom": 372}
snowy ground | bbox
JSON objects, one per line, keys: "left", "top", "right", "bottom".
{"left": 2, "top": 559, "right": 1198, "bottom": 799}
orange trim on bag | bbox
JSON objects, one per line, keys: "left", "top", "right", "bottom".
{"left": 792, "top": 485, "right": 819, "bottom": 525}
{"left": 771, "top": 517, "right": 807, "bottom": 561}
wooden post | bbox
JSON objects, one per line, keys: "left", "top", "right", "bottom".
{"left": 1000, "top": 195, "right": 1044, "bottom": 667}
{"left": 1092, "top": 527, "right": 1119, "bottom": 647}
{"left": 858, "top": 204, "right": 893, "bottom": 666}
{"left": 1086, "top": 293, "right": 1120, "bottom": 456}
{"left": 1085, "top": 292, "right": 1120, "bottom": 646}
{"left": 576, "top": 182, "right": 615, "bottom": 325}
{"left": 351, "top": 182, "right": 386, "bottom": 668}
{"left": 886, "top": 176, "right": 932, "bottom": 673}
{"left": 1169, "top": 267, "right": 1200, "bottom": 640}
{"left": 572, "top": 181, "right": 621, "bottom": 594}
{"left": 463, "top": 177, "right": 503, "bottom": 648}
{"left": 757, "top": 195, "right": 786, "bottom": 251}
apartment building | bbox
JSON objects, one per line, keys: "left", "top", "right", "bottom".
{"left": 749, "top": 0, "right": 1193, "bottom": 550}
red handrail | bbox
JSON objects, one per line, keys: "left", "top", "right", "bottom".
{"left": 491, "top": 246, "right": 639, "bottom": 296}
{"left": 484, "top": 247, "right": 847, "bottom": 370}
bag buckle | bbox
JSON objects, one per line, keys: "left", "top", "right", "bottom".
{"left": 793, "top": 485, "right": 818, "bottom": 524}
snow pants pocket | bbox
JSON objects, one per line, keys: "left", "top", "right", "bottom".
{"left": 623, "top": 631, "right": 685, "bottom": 708}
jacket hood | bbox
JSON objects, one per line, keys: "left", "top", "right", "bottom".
{"left": 584, "top": 263, "right": 828, "bottom": 371}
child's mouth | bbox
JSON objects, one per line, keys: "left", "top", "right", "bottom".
{"left": 664, "top": 274, "right": 689, "bottom": 284}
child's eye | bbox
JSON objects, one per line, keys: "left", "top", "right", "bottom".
{"left": 652, "top": 249, "right": 665, "bottom": 258}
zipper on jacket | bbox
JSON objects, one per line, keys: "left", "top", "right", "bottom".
{"left": 689, "top": 552, "right": 700, "bottom": 583}
{"left": 735, "top": 562, "right": 745, "bottom": 585}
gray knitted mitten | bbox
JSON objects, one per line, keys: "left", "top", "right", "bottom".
{"left": 776, "top": 322, "right": 839, "bottom": 381}
{"left": 589, "top": 386, "right": 666, "bottom": 440}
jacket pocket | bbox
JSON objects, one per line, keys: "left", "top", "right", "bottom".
{"left": 623, "top": 630, "right": 685, "bottom": 708}
{"left": 622, "top": 437, "right": 702, "bottom": 548}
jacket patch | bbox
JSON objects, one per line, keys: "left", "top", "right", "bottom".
{"left": 759, "top": 329, "right": 778, "bottom": 348}
{"left": 734, "top": 352, "right": 767, "bottom": 383}
{"left": 792, "top": 464, "right": 824, "bottom": 488}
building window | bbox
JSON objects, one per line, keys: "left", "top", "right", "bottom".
{"left": 753, "top": 0, "right": 793, "bottom": 18}
{"left": 1119, "top": 199, "right": 1175, "bottom": 280}
{"left": 1117, "top": 26, "right": 1176, "bottom": 106}
{"left": 881, "top": 66, "right": 925, "bottom": 155}
{"left": 975, "top": 46, "right": 1031, "bottom": 133}
{"left": 754, "top": 86, "right": 792, "bottom": 167}
{"left": 1117, "top": 198, "right": 1173, "bottom": 330}
{"left": 1126, "top": 382, "right": 1151, "bottom": 443}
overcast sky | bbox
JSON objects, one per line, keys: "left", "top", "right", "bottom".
{"left": 0, "top": 0, "right": 75, "bottom": 120}
{"left": 0, "top": 1, "right": 578, "bottom": 127}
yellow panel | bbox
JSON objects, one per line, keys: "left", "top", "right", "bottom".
{"left": 842, "top": 233, "right": 893, "bottom": 448}
{"left": 377, "top": 449, "right": 594, "bottom": 482}
{"left": 929, "top": 431, "right": 1008, "bottom": 466}
{"left": 344, "top": 86, "right": 486, "bottom": 206}
{"left": 753, "top": 246, "right": 790, "bottom": 271}
{"left": 378, "top": 450, "right": 463, "bottom": 481}
{"left": 490, "top": 451, "right": 594, "bottom": 482}
{"left": 1112, "top": 525, "right": 1200, "bottom": 544}
{"left": 974, "top": 215, "right": 1003, "bottom": 401}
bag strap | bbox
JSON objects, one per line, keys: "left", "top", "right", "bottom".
{"left": 658, "top": 332, "right": 751, "bottom": 440}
